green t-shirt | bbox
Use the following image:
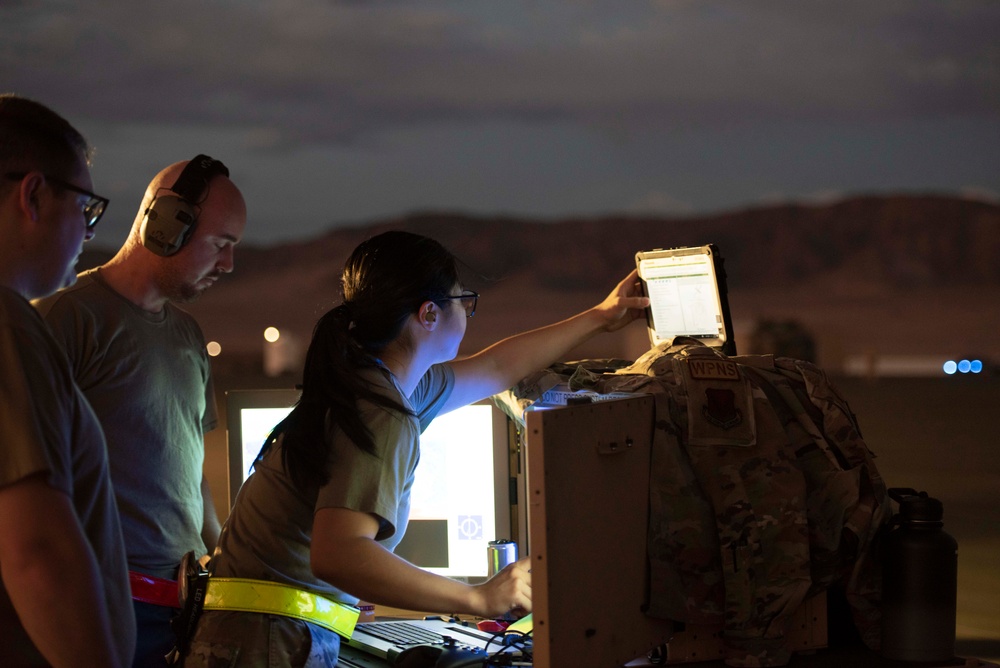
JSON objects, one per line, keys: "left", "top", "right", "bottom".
{"left": 0, "top": 287, "right": 135, "bottom": 665}
{"left": 33, "top": 269, "right": 217, "bottom": 578}
{"left": 212, "top": 363, "right": 455, "bottom": 605}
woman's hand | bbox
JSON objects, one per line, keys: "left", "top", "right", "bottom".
{"left": 469, "top": 557, "right": 532, "bottom": 619}
{"left": 591, "top": 268, "right": 650, "bottom": 333}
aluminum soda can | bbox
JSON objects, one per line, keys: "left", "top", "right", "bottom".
{"left": 487, "top": 539, "right": 518, "bottom": 577}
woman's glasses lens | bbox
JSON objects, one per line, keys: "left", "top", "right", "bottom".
{"left": 459, "top": 293, "right": 478, "bottom": 317}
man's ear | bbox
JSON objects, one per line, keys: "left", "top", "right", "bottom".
{"left": 17, "top": 172, "right": 45, "bottom": 222}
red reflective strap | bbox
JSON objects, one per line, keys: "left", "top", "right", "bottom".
{"left": 129, "top": 570, "right": 181, "bottom": 608}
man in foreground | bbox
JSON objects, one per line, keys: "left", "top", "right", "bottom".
{"left": 0, "top": 93, "right": 135, "bottom": 667}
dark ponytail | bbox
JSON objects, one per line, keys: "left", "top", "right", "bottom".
{"left": 259, "top": 230, "right": 461, "bottom": 491}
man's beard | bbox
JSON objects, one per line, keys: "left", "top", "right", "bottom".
{"left": 160, "top": 271, "right": 220, "bottom": 304}
{"left": 172, "top": 282, "right": 206, "bottom": 303}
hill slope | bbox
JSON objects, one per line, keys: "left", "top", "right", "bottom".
{"left": 80, "top": 194, "right": 1000, "bottom": 369}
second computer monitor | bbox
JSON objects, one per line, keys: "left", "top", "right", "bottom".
{"left": 225, "top": 389, "right": 515, "bottom": 583}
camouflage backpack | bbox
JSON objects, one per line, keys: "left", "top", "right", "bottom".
{"left": 499, "top": 338, "right": 891, "bottom": 667}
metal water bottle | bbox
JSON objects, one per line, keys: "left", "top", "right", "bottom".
{"left": 881, "top": 489, "right": 958, "bottom": 662}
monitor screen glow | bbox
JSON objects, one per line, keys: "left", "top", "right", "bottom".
{"left": 225, "top": 390, "right": 513, "bottom": 583}
{"left": 407, "top": 403, "right": 499, "bottom": 580}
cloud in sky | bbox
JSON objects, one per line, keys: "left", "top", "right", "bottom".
{"left": 2, "top": 1, "right": 998, "bottom": 244}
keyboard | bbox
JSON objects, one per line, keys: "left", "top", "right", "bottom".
{"left": 354, "top": 621, "right": 446, "bottom": 646}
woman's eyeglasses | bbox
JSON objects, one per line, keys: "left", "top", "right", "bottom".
{"left": 436, "top": 290, "right": 479, "bottom": 318}
{"left": 5, "top": 172, "right": 109, "bottom": 230}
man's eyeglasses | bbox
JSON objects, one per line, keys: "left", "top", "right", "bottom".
{"left": 5, "top": 172, "right": 109, "bottom": 230}
{"left": 436, "top": 290, "right": 479, "bottom": 318}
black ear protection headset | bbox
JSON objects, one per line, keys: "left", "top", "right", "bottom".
{"left": 139, "top": 154, "right": 229, "bottom": 256}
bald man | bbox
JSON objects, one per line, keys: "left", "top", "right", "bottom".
{"left": 33, "top": 157, "right": 247, "bottom": 667}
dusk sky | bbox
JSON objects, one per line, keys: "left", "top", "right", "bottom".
{"left": 3, "top": 1, "right": 998, "bottom": 245}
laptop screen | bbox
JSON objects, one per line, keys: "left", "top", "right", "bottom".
{"left": 635, "top": 244, "right": 734, "bottom": 352}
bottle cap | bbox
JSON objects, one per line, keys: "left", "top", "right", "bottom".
{"left": 900, "top": 494, "right": 944, "bottom": 523}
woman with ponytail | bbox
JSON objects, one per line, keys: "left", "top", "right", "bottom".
{"left": 183, "top": 230, "right": 648, "bottom": 666}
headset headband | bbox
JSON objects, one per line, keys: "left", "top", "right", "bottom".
{"left": 171, "top": 154, "right": 229, "bottom": 204}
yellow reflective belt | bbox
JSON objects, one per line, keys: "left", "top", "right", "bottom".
{"left": 203, "top": 578, "right": 360, "bottom": 639}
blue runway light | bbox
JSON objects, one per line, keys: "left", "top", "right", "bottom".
{"left": 970, "top": 360, "right": 983, "bottom": 373}
{"left": 958, "top": 360, "right": 972, "bottom": 373}
{"left": 943, "top": 360, "right": 957, "bottom": 375}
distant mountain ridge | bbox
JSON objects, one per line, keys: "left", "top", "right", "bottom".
{"left": 381, "top": 193, "right": 999, "bottom": 290}
{"left": 77, "top": 193, "right": 1000, "bottom": 366}
{"left": 81, "top": 193, "right": 1000, "bottom": 290}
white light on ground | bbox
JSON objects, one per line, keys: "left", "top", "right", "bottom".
{"left": 264, "top": 327, "right": 280, "bottom": 343}
{"left": 206, "top": 341, "right": 222, "bottom": 357}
